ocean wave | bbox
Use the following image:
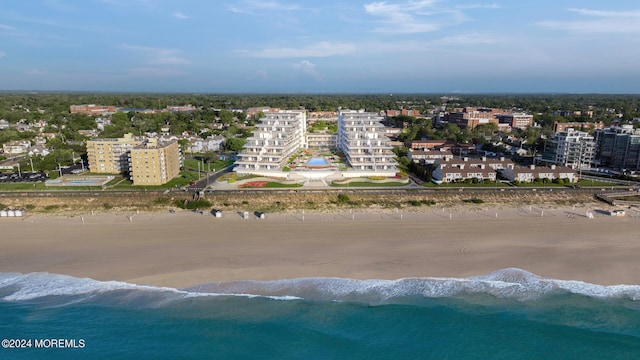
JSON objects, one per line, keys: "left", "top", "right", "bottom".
{"left": 0, "top": 272, "right": 297, "bottom": 303}
{"left": 187, "top": 268, "right": 640, "bottom": 304}
{"left": 2, "top": 269, "right": 640, "bottom": 305}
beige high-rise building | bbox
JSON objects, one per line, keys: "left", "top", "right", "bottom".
{"left": 128, "top": 139, "right": 182, "bottom": 186}
{"left": 86, "top": 133, "right": 145, "bottom": 174}
{"left": 87, "top": 133, "right": 182, "bottom": 185}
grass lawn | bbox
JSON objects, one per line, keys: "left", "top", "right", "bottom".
{"left": 331, "top": 181, "right": 409, "bottom": 187}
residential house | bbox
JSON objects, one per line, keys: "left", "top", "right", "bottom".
{"left": 28, "top": 144, "right": 50, "bottom": 157}
{"left": 78, "top": 129, "right": 99, "bottom": 138}
{"left": 2, "top": 140, "right": 31, "bottom": 154}
{"left": 190, "top": 136, "right": 225, "bottom": 153}
{"left": 407, "top": 149, "right": 454, "bottom": 164}
{"left": 430, "top": 156, "right": 514, "bottom": 184}
{"left": 499, "top": 164, "right": 577, "bottom": 183}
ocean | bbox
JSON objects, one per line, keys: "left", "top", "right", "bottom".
{"left": 2, "top": 269, "right": 640, "bottom": 359}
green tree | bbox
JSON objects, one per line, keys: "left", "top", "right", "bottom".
{"left": 110, "top": 112, "right": 130, "bottom": 127}
{"left": 201, "top": 151, "right": 218, "bottom": 164}
{"left": 225, "top": 137, "right": 247, "bottom": 152}
{"left": 219, "top": 110, "right": 234, "bottom": 125}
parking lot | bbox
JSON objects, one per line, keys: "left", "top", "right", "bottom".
{"left": 0, "top": 172, "right": 48, "bottom": 183}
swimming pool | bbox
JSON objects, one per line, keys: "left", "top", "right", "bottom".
{"left": 307, "top": 157, "right": 328, "bottom": 166}
{"left": 45, "top": 176, "right": 114, "bottom": 187}
{"left": 68, "top": 180, "right": 104, "bottom": 186}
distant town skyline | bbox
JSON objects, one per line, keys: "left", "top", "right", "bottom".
{"left": 1, "top": 1, "right": 639, "bottom": 94}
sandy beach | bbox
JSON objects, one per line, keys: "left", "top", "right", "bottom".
{"left": 1, "top": 203, "right": 639, "bottom": 288}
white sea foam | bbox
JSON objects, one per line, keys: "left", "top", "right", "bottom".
{"left": 0, "top": 272, "right": 186, "bottom": 302}
{"left": 2, "top": 269, "right": 640, "bottom": 304}
{"left": 188, "top": 268, "right": 640, "bottom": 303}
{"left": 0, "top": 272, "right": 300, "bottom": 303}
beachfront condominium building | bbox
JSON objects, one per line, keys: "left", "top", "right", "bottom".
{"left": 87, "top": 133, "right": 145, "bottom": 174}
{"left": 87, "top": 133, "right": 182, "bottom": 185}
{"left": 128, "top": 138, "right": 182, "bottom": 185}
{"left": 594, "top": 125, "right": 640, "bottom": 171}
{"left": 542, "top": 128, "right": 595, "bottom": 170}
{"left": 234, "top": 110, "right": 307, "bottom": 174}
{"left": 337, "top": 110, "right": 397, "bottom": 172}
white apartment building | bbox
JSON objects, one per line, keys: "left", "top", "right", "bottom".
{"left": 337, "top": 110, "right": 397, "bottom": 172}
{"left": 234, "top": 110, "right": 307, "bottom": 174}
{"left": 543, "top": 128, "right": 595, "bottom": 170}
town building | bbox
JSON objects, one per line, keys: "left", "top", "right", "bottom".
{"left": 445, "top": 107, "right": 534, "bottom": 130}
{"left": 166, "top": 105, "right": 196, "bottom": 113}
{"left": 430, "top": 156, "right": 514, "bottom": 184}
{"left": 446, "top": 107, "right": 502, "bottom": 130}
{"left": 70, "top": 104, "right": 116, "bottom": 116}
{"left": 407, "top": 149, "right": 454, "bottom": 164}
{"left": 542, "top": 128, "right": 595, "bottom": 170}
{"left": 407, "top": 139, "right": 450, "bottom": 150}
{"left": 499, "top": 165, "right": 578, "bottom": 183}
{"left": 495, "top": 113, "right": 534, "bottom": 130}
{"left": 234, "top": 110, "right": 307, "bottom": 174}
{"left": 385, "top": 109, "right": 421, "bottom": 118}
{"left": 407, "top": 139, "right": 476, "bottom": 156}
{"left": 594, "top": 125, "right": 640, "bottom": 171}
{"left": 190, "top": 136, "right": 225, "bottom": 153}
{"left": 87, "top": 134, "right": 182, "bottom": 185}
{"left": 128, "top": 139, "right": 182, "bottom": 185}
{"left": 552, "top": 110, "right": 593, "bottom": 118}
{"left": 86, "top": 133, "right": 145, "bottom": 174}
{"left": 306, "top": 133, "right": 337, "bottom": 149}
{"left": 553, "top": 121, "right": 605, "bottom": 133}
{"left": 2, "top": 140, "right": 31, "bottom": 154}
{"left": 337, "top": 110, "right": 397, "bottom": 173}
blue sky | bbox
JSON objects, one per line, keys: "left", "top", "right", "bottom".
{"left": 1, "top": 0, "right": 639, "bottom": 93}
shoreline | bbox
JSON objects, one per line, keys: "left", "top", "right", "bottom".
{"left": 2, "top": 202, "right": 639, "bottom": 288}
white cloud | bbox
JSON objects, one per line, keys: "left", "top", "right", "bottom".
{"left": 119, "top": 44, "right": 192, "bottom": 65}
{"left": 0, "top": 51, "right": 6, "bottom": 58}
{"left": 292, "top": 60, "right": 317, "bottom": 75}
{"left": 227, "top": 1, "right": 301, "bottom": 15}
{"left": 364, "top": 0, "right": 441, "bottom": 33}
{"left": 538, "top": 8, "right": 640, "bottom": 34}
{"left": 456, "top": 3, "right": 500, "bottom": 10}
{"left": 235, "top": 41, "right": 355, "bottom": 58}
{"left": 363, "top": 1, "right": 501, "bottom": 34}
{"left": 173, "top": 12, "right": 189, "bottom": 20}
{"left": 569, "top": 8, "right": 640, "bottom": 18}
